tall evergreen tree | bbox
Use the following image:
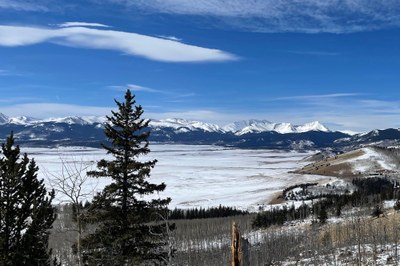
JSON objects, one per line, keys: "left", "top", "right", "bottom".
{"left": 82, "top": 90, "right": 172, "bottom": 265}
{"left": 0, "top": 133, "right": 56, "bottom": 265}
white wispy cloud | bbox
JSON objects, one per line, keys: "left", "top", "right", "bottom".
{"left": 0, "top": 103, "right": 113, "bottom": 118}
{"left": 112, "top": 0, "right": 400, "bottom": 33}
{"left": 57, "top": 22, "right": 111, "bottom": 28}
{"left": 156, "top": 35, "right": 182, "bottom": 42}
{"left": 0, "top": 0, "right": 48, "bottom": 11}
{"left": 0, "top": 68, "right": 27, "bottom": 77}
{"left": 109, "top": 84, "right": 162, "bottom": 93}
{"left": 146, "top": 109, "right": 248, "bottom": 125}
{"left": 0, "top": 24, "right": 237, "bottom": 62}
{"left": 0, "top": 96, "right": 41, "bottom": 103}
{"left": 271, "top": 93, "right": 361, "bottom": 101}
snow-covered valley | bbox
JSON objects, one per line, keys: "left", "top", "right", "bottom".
{"left": 22, "top": 144, "right": 335, "bottom": 210}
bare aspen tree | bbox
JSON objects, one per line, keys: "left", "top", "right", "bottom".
{"left": 392, "top": 216, "right": 399, "bottom": 262}
{"left": 45, "top": 156, "right": 97, "bottom": 266}
{"left": 149, "top": 209, "right": 176, "bottom": 265}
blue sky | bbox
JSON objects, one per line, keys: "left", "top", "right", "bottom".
{"left": 1, "top": 0, "right": 400, "bottom": 132}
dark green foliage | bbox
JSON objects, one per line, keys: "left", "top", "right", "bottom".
{"left": 394, "top": 200, "right": 400, "bottom": 211}
{"left": 82, "top": 90, "right": 173, "bottom": 265}
{"left": 335, "top": 203, "right": 342, "bottom": 217}
{"left": 372, "top": 204, "right": 384, "bottom": 217}
{"left": 282, "top": 183, "right": 318, "bottom": 196}
{"left": 252, "top": 204, "right": 312, "bottom": 228}
{"left": 0, "top": 133, "right": 56, "bottom": 265}
{"left": 316, "top": 204, "right": 328, "bottom": 224}
{"left": 253, "top": 177, "right": 400, "bottom": 229}
{"left": 169, "top": 205, "right": 248, "bottom": 220}
{"left": 352, "top": 177, "right": 393, "bottom": 198}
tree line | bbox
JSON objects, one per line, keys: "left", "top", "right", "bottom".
{"left": 169, "top": 205, "right": 248, "bottom": 220}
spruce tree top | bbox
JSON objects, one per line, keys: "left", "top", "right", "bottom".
{"left": 83, "top": 89, "right": 171, "bottom": 264}
{"left": 88, "top": 89, "right": 168, "bottom": 207}
{"left": 103, "top": 90, "right": 151, "bottom": 157}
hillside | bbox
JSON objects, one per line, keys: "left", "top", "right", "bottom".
{"left": 295, "top": 146, "right": 400, "bottom": 178}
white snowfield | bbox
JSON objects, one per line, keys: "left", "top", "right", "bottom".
{"left": 21, "top": 145, "right": 334, "bottom": 211}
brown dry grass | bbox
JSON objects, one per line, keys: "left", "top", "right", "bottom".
{"left": 294, "top": 149, "right": 365, "bottom": 178}
{"left": 316, "top": 209, "right": 400, "bottom": 249}
{"left": 269, "top": 191, "right": 285, "bottom": 205}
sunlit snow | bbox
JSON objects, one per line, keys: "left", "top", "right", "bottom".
{"left": 22, "top": 144, "right": 334, "bottom": 211}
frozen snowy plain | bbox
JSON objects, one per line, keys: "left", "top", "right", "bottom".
{"left": 22, "top": 144, "right": 335, "bottom": 211}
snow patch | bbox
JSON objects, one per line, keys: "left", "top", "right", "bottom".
{"left": 150, "top": 118, "right": 223, "bottom": 133}
{"left": 347, "top": 147, "right": 397, "bottom": 173}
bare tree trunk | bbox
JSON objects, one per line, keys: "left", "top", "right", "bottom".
{"left": 232, "top": 222, "right": 240, "bottom": 266}
{"left": 77, "top": 207, "right": 82, "bottom": 266}
{"left": 231, "top": 222, "right": 250, "bottom": 266}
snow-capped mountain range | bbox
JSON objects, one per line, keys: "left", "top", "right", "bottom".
{"left": 0, "top": 113, "right": 329, "bottom": 135}
{"left": 142, "top": 118, "right": 329, "bottom": 135}
{"left": 2, "top": 113, "right": 399, "bottom": 150}
{"left": 0, "top": 115, "right": 106, "bottom": 126}
{"left": 222, "top": 120, "right": 329, "bottom": 135}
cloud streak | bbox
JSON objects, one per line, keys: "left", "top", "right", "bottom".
{"left": 0, "top": 103, "right": 113, "bottom": 118}
{"left": 0, "top": 68, "right": 27, "bottom": 77}
{"left": 112, "top": 0, "right": 400, "bottom": 33}
{"left": 0, "top": 24, "right": 237, "bottom": 62}
{"left": 271, "top": 93, "right": 361, "bottom": 101}
{"left": 57, "top": 22, "right": 111, "bottom": 28}
{"left": 0, "top": 0, "right": 48, "bottom": 11}
{"left": 109, "top": 84, "right": 162, "bottom": 93}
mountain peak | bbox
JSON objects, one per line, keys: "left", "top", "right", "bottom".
{"left": 42, "top": 116, "right": 106, "bottom": 125}
{"left": 0, "top": 113, "right": 9, "bottom": 124}
{"left": 223, "top": 120, "right": 273, "bottom": 134}
{"left": 296, "top": 121, "right": 329, "bottom": 133}
{"left": 150, "top": 118, "right": 223, "bottom": 133}
{"left": 226, "top": 120, "right": 330, "bottom": 135}
{"left": 8, "top": 116, "right": 37, "bottom": 125}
